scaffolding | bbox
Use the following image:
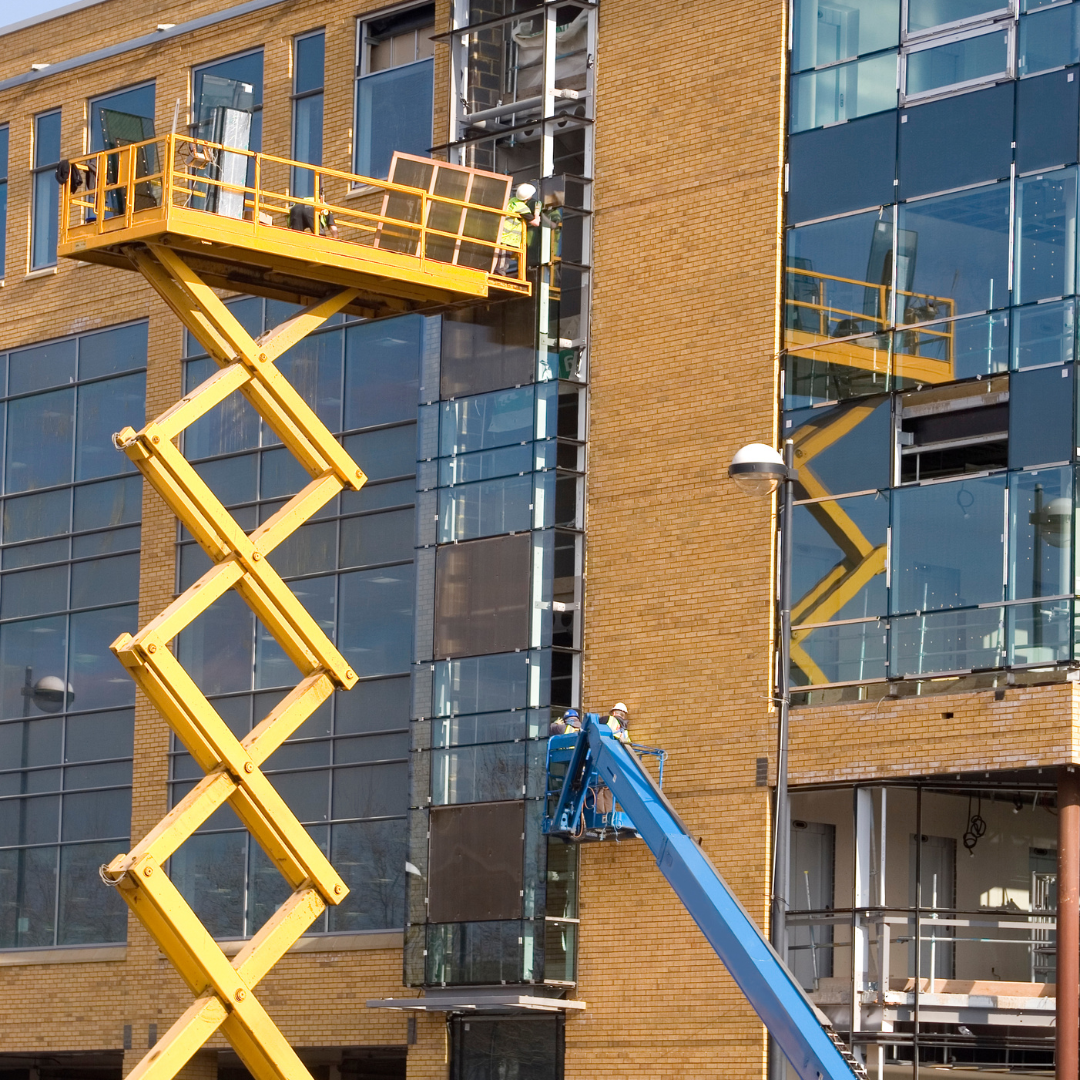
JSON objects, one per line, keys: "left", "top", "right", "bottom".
{"left": 52, "top": 144, "right": 531, "bottom": 1080}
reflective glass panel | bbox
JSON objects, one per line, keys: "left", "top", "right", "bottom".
{"left": 1010, "top": 365, "right": 1075, "bottom": 467}
{"left": 890, "top": 475, "right": 1007, "bottom": 613}
{"left": 6, "top": 389, "right": 75, "bottom": 493}
{"left": 1016, "top": 68, "right": 1080, "bottom": 173}
{"left": 1015, "top": 168, "right": 1078, "bottom": 305}
{"left": 791, "top": 620, "right": 888, "bottom": 686}
{"left": 89, "top": 83, "right": 155, "bottom": 154}
{"left": 338, "top": 566, "right": 415, "bottom": 677}
{"left": 784, "top": 396, "right": 892, "bottom": 498}
{"left": 1018, "top": 4, "right": 1080, "bottom": 75}
{"left": 898, "top": 182, "right": 1011, "bottom": 322}
{"left": 784, "top": 336, "right": 892, "bottom": 409}
{"left": 905, "top": 28, "right": 1011, "bottom": 97}
{"left": 898, "top": 83, "right": 1013, "bottom": 200}
{"left": 355, "top": 59, "right": 434, "bottom": 179}
{"left": 908, "top": 0, "right": 1007, "bottom": 31}
{"left": 895, "top": 311, "right": 1009, "bottom": 384}
{"left": 432, "top": 652, "right": 530, "bottom": 717}
{"left": 792, "top": 493, "right": 890, "bottom": 626}
{"left": 9, "top": 339, "right": 76, "bottom": 396}
{"left": 344, "top": 316, "right": 423, "bottom": 430}
{"left": 1009, "top": 598, "right": 1073, "bottom": 664}
{"left": 790, "top": 53, "right": 898, "bottom": 133}
{"left": 438, "top": 474, "right": 533, "bottom": 542}
{"left": 792, "top": 0, "right": 900, "bottom": 70}
{"left": 440, "top": 387, "right": 535, "bottom": 456}
{"left": 786, "top": 210, "right": 894, "bottom": 344}
{"left": 1009, "top": 467, "right": 1073, "bottom": 599}
{"left": 787, "top": 112, "right": 898, "bottom": 223}
{"left": 1013, "top": 300, "right": 1075, "bottom": 368}
{"left": 890, "top": 606, "right": 1004, "bottom": 675}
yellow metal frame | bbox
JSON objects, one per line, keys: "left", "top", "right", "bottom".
{"left": 57, "top": 135, "right": 530, "bottom": 314}
{"left": 97, "top": 252, "right": 377, "bottom": 1080}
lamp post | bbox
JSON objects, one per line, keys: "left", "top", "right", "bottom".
{"left": 729, "top": 440, "right": 798, "bottom": 1080}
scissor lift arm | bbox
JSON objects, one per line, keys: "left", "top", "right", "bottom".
{"left": 547, "top": 717, "right": 864, "bottom": 1080}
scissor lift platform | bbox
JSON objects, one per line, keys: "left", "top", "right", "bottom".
{"left": 58, "top": 136, "right": 530, "bottom": 320}
{"left": 61, "top": 138, "right": 535, "bottom": 1080}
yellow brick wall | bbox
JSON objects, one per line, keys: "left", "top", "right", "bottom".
{"left": 576, "top": 0, "right": 787, "bottom": 1075}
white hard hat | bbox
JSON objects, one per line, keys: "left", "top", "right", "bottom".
{"left": 515, "top": 182, "right": 536, "bottom": 199}
{"left": 612, "top": 702, "right": 628, "bottom": 714}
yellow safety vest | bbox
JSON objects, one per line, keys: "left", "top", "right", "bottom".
{"left": 498, "top": 196, "right": 532, "bottom": 249}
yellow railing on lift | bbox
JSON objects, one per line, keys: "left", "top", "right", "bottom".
{"left": 784, "top": 265, "right": 956, "bottom": 365}
{"left": 58, "top": 133, "right": 528, "bottom": 291}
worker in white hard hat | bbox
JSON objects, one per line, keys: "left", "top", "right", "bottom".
{"left": 605, "top": 702, "right": 631, "bottom": 746}
{"left": 496, "top": 181, "right": 539, "bottom": 276}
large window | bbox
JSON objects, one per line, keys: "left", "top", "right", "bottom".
{"left": 292, "top": 31, "right": 325, "bottom": 198}
{"left": 0, "top": 322, "right": 147, "bottom": 949}
{"left": 354, "top": 5, "right": 435, "bottom": 179}
{"left": 89, "top": 82, "right": 155, "bottom": 152}
{"left": 31, "top": 110, "right": 61, "bottom": 271}
{"left": 172, "top": 298, "right": 420, "bottom": 938}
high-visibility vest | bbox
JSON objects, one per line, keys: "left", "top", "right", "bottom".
{"left": 604, "top": 715, "right": 630, "bottom": 743}
{"left": 498, "top": 196, "right": 532, "bottom": 248}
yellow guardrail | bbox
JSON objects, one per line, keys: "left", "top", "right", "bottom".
{"left": 785, "top": 265, "right": 956, "bottom": 364}
{"left": 58, "top": 133, "right": 527, "bottom": 289}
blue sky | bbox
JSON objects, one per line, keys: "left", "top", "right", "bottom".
{"left": 1, "top": 0, "right": 104, "bottom": 32}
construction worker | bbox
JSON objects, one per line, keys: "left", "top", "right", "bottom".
{"left": 496, "top": 182, "right": 539, "bottom": 275}
{"left": 549, "top": 708, "right": 582, "bottom": 736}
{"left": 288, "top": 201, "right": 338, "bottom": 238}
{"left": 605, "top": 702, "right": 631, "bottom": 745}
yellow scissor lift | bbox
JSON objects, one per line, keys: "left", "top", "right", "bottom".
{"left": 55, "top": 135, "right": 531, "bottom": 1080}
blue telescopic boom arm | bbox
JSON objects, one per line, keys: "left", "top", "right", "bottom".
{"left": 557, "top": 716, "right": 859, "bottom": 1080}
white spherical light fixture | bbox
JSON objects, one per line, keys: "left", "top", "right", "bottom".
{"left": 728, "top": 443, "right": 789, "bottom": 497}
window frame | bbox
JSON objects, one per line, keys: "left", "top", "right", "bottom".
{"left": 291, "top": 28, "right": 326, "bottom": 197}
{"left": 352, "top": 5, "right": 436, "bottom": 181}
{"left": 900, "top": 20, "right": 1017, "bottom": 101}
{"left": 902, "top": 0, "right": 1015, "bottom": 43}
{"left": 30, "top": 108, "right": 62, "bottom": 272}
{"left": 86, "top": 79, "right": 157, "bottom": 153}
{"left": 0, "top": 123, "right": 8, "bottom": 282}
{"left": 189, "top": 47, "right": 265, "bottom": 143}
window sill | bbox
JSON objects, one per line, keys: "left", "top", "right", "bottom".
{"left": 208, "top": 930, "right": 404, "bottom": 959}
{"left": 346, "top": 183, "right": 384, "bottom": 198}
{"left": 25, "top": 266, "right": 58, "bottom": 280}
{"left": 0, "top": 944, "right": 126, "bottom": 966}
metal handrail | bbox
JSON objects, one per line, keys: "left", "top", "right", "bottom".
{"left": 59, "top": 133, "right": 527, "bottom": 285}
{"left": 785, "top": 265, "right": 956, "bottom": 362}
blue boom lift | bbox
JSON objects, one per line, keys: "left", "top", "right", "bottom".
{"left": 544, "top": 715, "right": 868, "bottom": 1080}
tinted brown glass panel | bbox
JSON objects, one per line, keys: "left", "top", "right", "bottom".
{"left": 428, "top": 800, "right": 524, "bottom": 922}
{"left": 441, "top": 298, "right": 536, "bottom": 397}
{"left": 434, "top": 533, "right": 531, "bottom": 658}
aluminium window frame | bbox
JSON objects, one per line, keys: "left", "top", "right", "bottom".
{"left": 86, "top": 78, "right": 157, "bottom": 153}
{"left": 0, "top": 122, "right": 8, "bottom": 282}
{"left": 189, "top": 46, "right": 265, "bottom": 141}
{"left": 900, "top": 20, "right": 1018, "bottom": 102}
{"left": 902, "top": 0, "right": 1016, "bottom": 43}
{"left": 291, "top": 28, "right": 326, "bottom": 196}
{"left": 30, "top": 107, "right": 62, "bottom": 271}
{"left": 352, "top": 4, "right": 436, "bottom": 183}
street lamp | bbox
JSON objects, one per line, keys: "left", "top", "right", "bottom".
{"left": 729, "top": 439, "right": 798, "bottom": 1080}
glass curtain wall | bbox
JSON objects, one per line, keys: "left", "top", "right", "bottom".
{"left": 0, "top": 322, "right": 147, "bottom": 949}
{"left": 784, "top": 0, "right": 1080, "bottom": 695}
{"left": 398, "top": 0, "right": 595, "bottom": 994}
{"left": 172, "top": 298, "right": 419, "bottom": 938}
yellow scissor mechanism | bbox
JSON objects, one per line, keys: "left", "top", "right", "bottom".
{"left": 54, "top": 142, "right": 532, "bottom": 1080}
{"left": 788, "top": 401, "right": 888, "bottom": 688}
